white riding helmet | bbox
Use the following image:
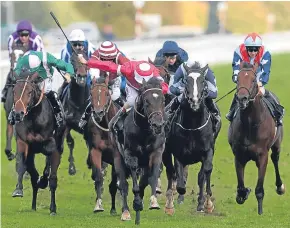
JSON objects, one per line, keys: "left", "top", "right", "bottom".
{"left": 244, "top": 32, "right": 262, "bottom": 47}
{"left": 69, "top": 29, "right": 86, "bottom": 42}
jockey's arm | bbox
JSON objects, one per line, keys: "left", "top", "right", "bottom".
{"left": 205, "top": 68, "right": 218, "bottom": 99}
{"left": 232, "top": 50, "right": 242, "bottom": 83}
{"left": 33, "top": 35, "right": 44, "bottom": 51}
{"left": 168, "top": 64, "right": 185, "bottom": 95}
{"left": 47, "top": 52, "right": 75, "bottom": 78}
{"left": 259, "top": 51, "right": 272, "bottom": 86}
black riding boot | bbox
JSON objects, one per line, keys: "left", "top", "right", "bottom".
{"left": 57, "top": 81, "right": 69, "bottom": 99}
{"left": 226, "top": 94, "right": 238, "bottom": 121}
{"left": 46, "top": 91, "right": 64, "bottom": 128}
{"left": 205, "top": 97, "right": 221, "bottom": 132}
{"left": 264, "top": 90, "right": 284, "bottom": 126}
{"left": 1, "top": 73, "right": 13, "bottom": 103}
{"left": 79, "top": 102, "right": 92, "bottom": 130}
{"left": 166, "top": 97, "right": 180, "bottom": 121}
{"left": 108, "top": 108, "right": 127, "bottom": 133}
{"left": 114, "top": 97, "right": 124, "bottom": 107}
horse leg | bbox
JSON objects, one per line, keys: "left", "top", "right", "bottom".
{"left": 109, "top": 166, "right": 118, "bottom": 215}
{"left": 114, "top": 150, "right": 131, "bottom": 221}
{"left": 271, "top": 135, "right": 285, "bottom": 195}
{"left": 12, "top": 150, "right": 26, "bottom": 197}
{"left": 235, "top": 157, "right": 251, "bottom": 204}
{"left": 197, "top": 162, "right": 206, "bottom": 212}
{"left": 91, "top": 147, "right": 104, "bottom": 213}
{"left": 175, "top": 159, "right": 186, "bottom": 196}
{"left": 255, "top": 153, "right": 268, "bottom": 215}
{"left": 139, "top": 167, "right": 149, "bottom": 200}
{"left": 203, "top": 148, "right": 214, "bottom": 213}
{"left": 49, "top": 150, "right": 61, "bottom": 215}
{"left": 156, "top": 163, "right": 163, "bottom": 194}
{"left": 5, "top": 123, "right": 15, "bottom": 161}
{"left": 67, "top": 130, "right": 76, "bottom": 175}
{"left": 37, "top": 156, "right": 50, "bottom": 189}
{"left": 163, "top": 149, "right": 175, "bottom": 215}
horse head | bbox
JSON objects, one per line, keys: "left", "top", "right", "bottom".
{"left": 71, "top": 49, "right": 88, "bottom": 87}
{"left": 137, "top": 77, "right": 166, "bottom": 135}
{"left": 13, "top": 71, "right": 43, "bottom": 122}
{"left": 183, "top": 62, "right": 209, "bottom": 111}
{"left": 10, "top": 42, "right": 29, "bottom": 75}
{"left": 90, "top": 74, "right": 112, "bottom": 123}
{"left": 149, "top": 57, "right": 171, "bottom": 85}
{"left": 236, "top": 62, "right": 259, "bottom": 109}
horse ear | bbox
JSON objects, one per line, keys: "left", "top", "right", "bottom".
{"left": 253, "top": 62, "right": 259, "bottom": 72}
{"left": 239, "top": 61, "right": 244, "bottom": 70}
{"left": 142, "top": 78, "right": 147, "bottom": 85}
{"left": 148, "top": 57, "right": 153, "bottom": 64}
{"left": 105, "top": 75, "right": 109, "bottom": 85}
{"left": 201, "top": 64, "right": 209, "bottom": 74}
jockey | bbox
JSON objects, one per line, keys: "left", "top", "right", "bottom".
{"left": 58, "top": 29, "right": 96, "bottom": 96}
{"left": 2, "top": 20, "right": 44, "bottom": 103}
{"left": 226, "top": 32, "right": 284, "bottom": 126}
{"left": 8, "top": 51, "right": 74, "bottom": 128}
{"left": 78, "top": 56, "right": 169, "bottom": 131}
{"left": 78, "top": 41, "right": 130, "bottom": 129}
{"left": 155, "top": 40, "right": 189, "bottom": 73}
{"left": 166, "top": 58, "right": 221, "bottom": 132}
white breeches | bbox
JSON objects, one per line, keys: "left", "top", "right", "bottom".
{"left": 110, "top": 77, "right": 121, "bottom": 101}
{"left": 125, "top": 84, "right": 138, "bottom": 107}
{"left": 38, "top": 77, "right": 52, "bottom": 93}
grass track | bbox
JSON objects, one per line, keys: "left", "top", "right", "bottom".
{"left": 1, "top": 53, "right": 290, "bottom": 228}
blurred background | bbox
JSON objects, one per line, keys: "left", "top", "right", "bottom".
{"left": 1, "top": 1, "right": 290, "bottom": 49}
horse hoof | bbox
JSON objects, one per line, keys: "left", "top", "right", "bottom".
{"left": 37, "top": 176, "right": 49, "bottom": 189}
{"left": 236, "top": 188, "right": 251, "bottom": 204}
{"left": 12, "top": 189, "right": 23, "bottom": 197}
{"left": 50, "top": 212, "right": 56, "bottom": 216}
{"left": 176, "top": 187, "right": 186, "bottom": 195}
{"left": 164, "top": 207, "right": 175, "bottom": 216}
{"left": 93, "top": 199, "right": 104, "bottom": 213}
{"left": 110, "top": 209, "right": 117, "bottom": 216}
{"left": 204, "top": 196, "right": 214, "bottom": 213}
{"left": 196, "top": 205, "right": 205, "bottom": 213}
{"left": 177, "top": 195, "right": 184, "bottom": 204}
{"left": 156, "top": 187, "right": 162, "bottom": 195}
{"left": 68, "top": 166, "right": 76, "bottom": 176}
{"left": 276, "top": 184, "right": 286, "bottom": 195}
{"left": 149, "top": 195, "right": 160, "bottom": 210}
{"left": 5, "top": 150, "right": 15, "bottom": 161}
{"left": 121, "top": 210, "right": 131, "bottom": 221}
{"left": 236, "top": 196, "right": 245, "bottom": 205}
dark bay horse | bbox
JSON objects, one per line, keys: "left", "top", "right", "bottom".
{"left": 228, "top": 62, "right": 285, "bottom": 215}
{"left": 84, "top": 76, "right": 131, "bottom": 220}
{"left": 60, "top": 49, "right": 90, "bottom": 175}
{"left": 12, "top": 72, "right": 65, "bottom": 215}
{"left": 3, "top": 42, "right": 29, "bottom": 161}
{"left": 111, "top": 77, "right": 166, "bottom": 224}
{"left": 163, "top": 62, "right": 221, "bottom": 215}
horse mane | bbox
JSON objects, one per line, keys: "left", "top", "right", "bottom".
{"left": 187, "top": 61, "right": 203, "bottom": 71}
{"left": 140, "top": 77, "right": 162, "bottom": 93}
{"left": 241, "top": 62, "right": 254, "bottom": 69}
{"left": 95, "top": 76, "right": 106, "bottom": 84}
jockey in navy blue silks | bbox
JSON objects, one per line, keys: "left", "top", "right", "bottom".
{"left": 226, "top": 32, "right": 284, "bottom": 126}
{"left": 166, "top": 58, "right": 221, "bottom": 131}
{"left": 59, "top": 29, "right": 96, "bottom": 97}
{"left": 155, "top": 40, "right": 189, "bottom": 73}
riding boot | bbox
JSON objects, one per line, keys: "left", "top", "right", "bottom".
{"left": 226, "top": 94, "right": 238, "bottom": 121}
{"left": 264, "top": 90, "right": 284, "bottom": 126}
{"left": 1, "top": 73, "right": 12, "bottom": 103}
{"left": 79, "top": 102, "right": 92, "bottom": 130}
{"left": 205, "top": 97, "right": 221, "bottom": 132}
{"left": 46, "top": 91, "right": 64, "bottom": 128}
{"left": 57, "top": 81, "right": 69, "bottom": 99}
{"left": 113, "top": 97, "right": 124, "bottom": 108}
{"left": 108, "top": 108, "right": 127, "bottom": 133}
{"left": 166, "top": 97, "right": 180, "bottom": 121}
{"left": 8, "top": 109, "right": 15, "bottom": 125}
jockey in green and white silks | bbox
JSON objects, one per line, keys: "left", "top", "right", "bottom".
{"left": 9, "top": 50, "right": 74, "bottom": 127}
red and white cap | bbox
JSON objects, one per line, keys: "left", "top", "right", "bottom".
{"left": 134, "top": 62, "right": 154, "bottom": 84}
{"left": 98, "top": 41, "right": 118, "bottom": 60}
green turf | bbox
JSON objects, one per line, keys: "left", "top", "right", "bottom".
{"left": 1, "top": 53, "right": 290, "bottom": 228}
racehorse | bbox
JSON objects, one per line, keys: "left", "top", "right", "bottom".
{"left": 84, "top": 75, "right": 131, "bottom": 220}
{"left": 60, "top": 49, "right": 91, "bottom": 175}
{"left": 228, "top": 62, "right": 285, "bottom": 215}
{"left": 163, "top": 62, "right": 221, "bottom": 215}
{"left": 111, "top": 77, "right": 166, "bottom": 224}
{"left": 12, "top": 71, "right": 65, "bottom": 215}
{"left": 3, "top": 42, "right": 28, "bottom": 161}
{"left": 150, "top": 57, "right": 189, "bottom": 202}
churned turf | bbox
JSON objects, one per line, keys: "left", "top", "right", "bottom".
{"left": 1, "top": 53, "right": 290, "bottom": 228}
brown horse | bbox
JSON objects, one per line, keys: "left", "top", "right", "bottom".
{"left": 3, "top": 42, "right": 29, "bottom": 161}
{"left": 12, "top": 72, "right": 65, "bottom": 215}
{"left": 84, "top": 76, "right": 131, "bottom": 220}
{"left": 228, "top": 62, "right": 285, "bottom": 215}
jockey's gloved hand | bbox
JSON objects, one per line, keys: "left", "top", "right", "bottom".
{"left": 64, "top": 73, "right": 71, "bottom": 83}
{"left": 78, "top": 54, "right": 87, "bottom": 64}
